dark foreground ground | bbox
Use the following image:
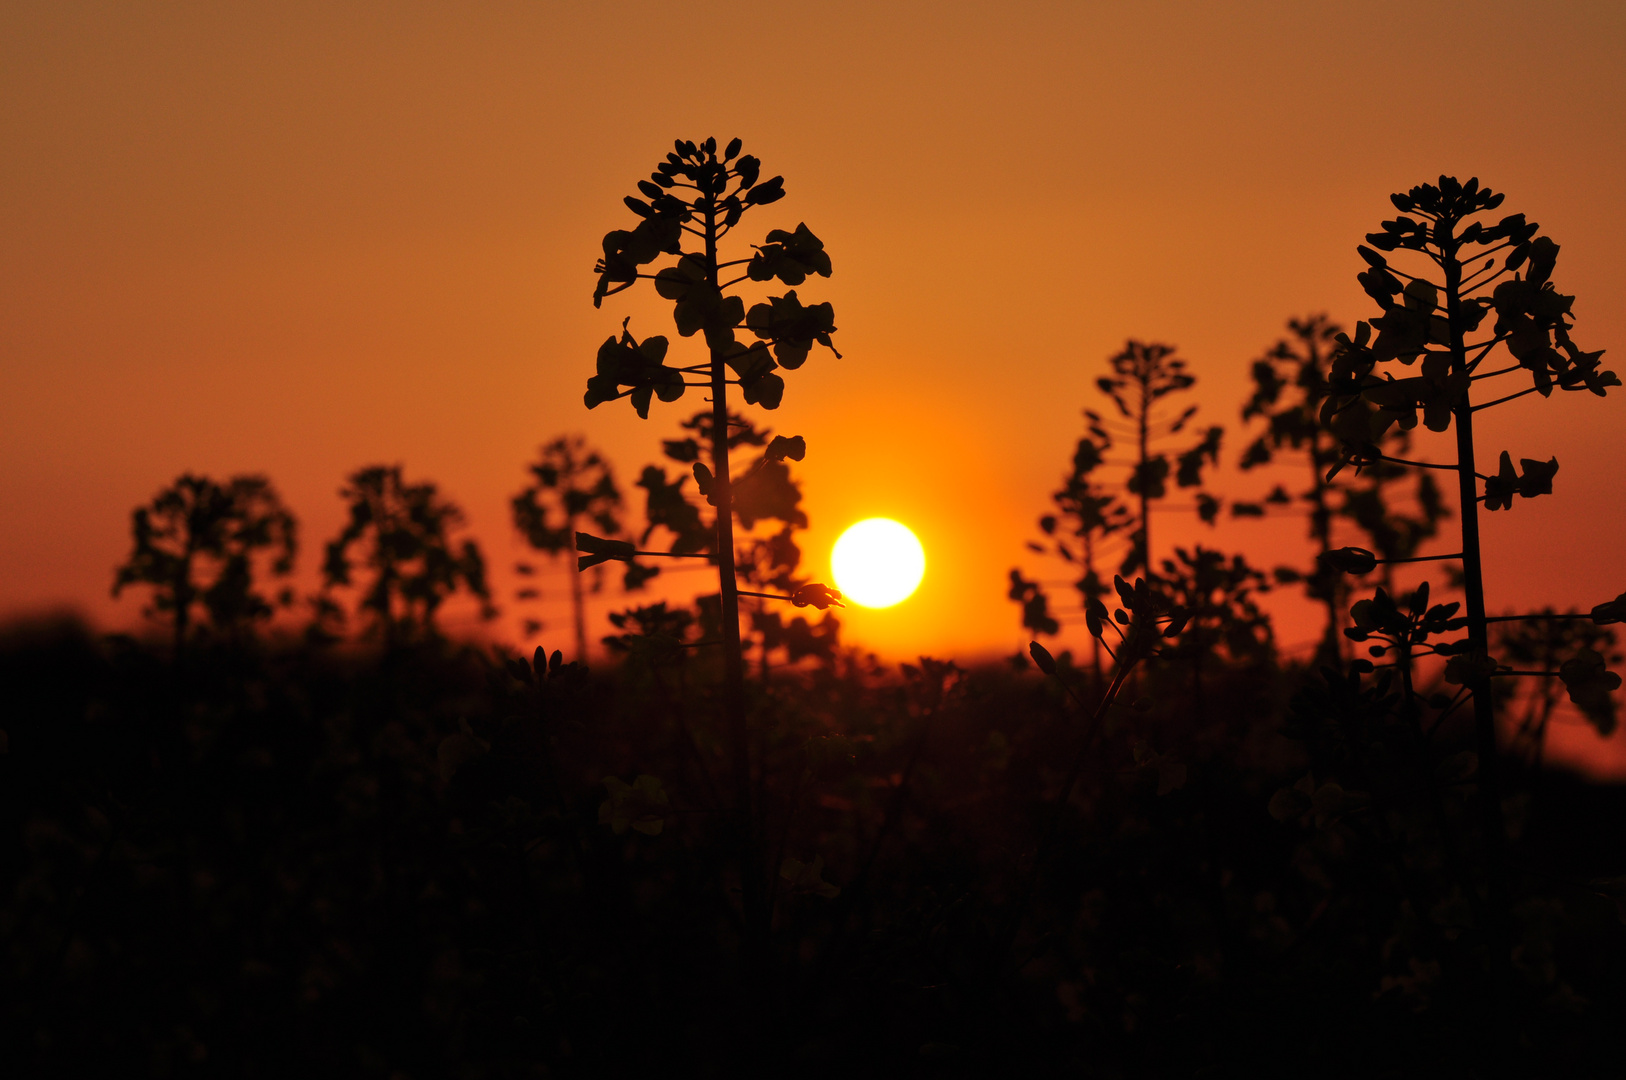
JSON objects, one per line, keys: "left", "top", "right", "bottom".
{"left": 4, "top": 618, "right": 1625, "bottom": 1078}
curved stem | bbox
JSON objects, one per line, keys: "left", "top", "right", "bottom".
{"left": 1378, "top": 551, "right": 1463, "bottom": 564}
{"left": 1472, "top": 386, "right": 1540, "bottom": 412}
{"left": 1378, "top": 454, "right": 1458, "bottom": 471}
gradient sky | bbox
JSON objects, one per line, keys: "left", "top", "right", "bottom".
{"left": 4, "top": 1, "right": 1625, "bottom": 763}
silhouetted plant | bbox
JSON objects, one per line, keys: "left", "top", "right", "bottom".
{"left": 1236, "top": 315, "right": 1448, "bottom": 661}
{"left": 1271, "top": 589, "right": 1472, "bottom": 1003}
{"left": 1495, "top": 612, "right": 1622, "bottom": 763}
{"left": 603, "top": 600, "right": 697, "bottom": 660}
{"left": 1007, "top": 568, "right": 1060, "bottom": 637}
{"left": 1012, "top": 411, "right": 1134, "bottom": 680}
{"left": 1316, "top": 175, "right": 1619, "bottom": 1030}
{"left": 577, "top": 137, "right": 843, "bottom": 970}
{"left": 112, "top": 473, "right": 297, "bottom": 654}
{"left": 617, "top": 410, "right": 837, "bottom": 673}
{"left": 1155, "top": 545, "right": 1273, "bottom": 712}
{"left": 511, "top": 435, "right": 636, "bottom": 660}
{"left": 1338, "top": 438, "right": 1448, "bottom": 592}
{"left": 320, "top": 465, "right": 494, "bottom": 647}
{"left": 1091, "top": 340, "right": 1223, "bottom": 578}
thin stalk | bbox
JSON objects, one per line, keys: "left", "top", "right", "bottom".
{"left": 1472, "top": 386, "right": 1540, "bottom": 412}
{"left": 568, "top": 512, "right": 588, "bottom": 663}
{"left": 1085, "top": 533, "right": 1103, "bottom": 686}
{"left": 1377, "top": 454, "right": 1459, "bottom": 471}
{"left": 1444, "top": 226, "right": 1514, "bottom": 1024}
{"left": 1308, "top": 356, "right": 1343, "bottom": 663}
{"left": 1134, "top": 371, "right": 1152, "bottom": 580}
{"left": 736, "top": 589, "right": 805, "bottom": 603}
{"left": 1483, "top": 613, "right": 1591, "bottom": 623}
{"left": 702, "top": 183, "right": 769, "bottom": 984}
{"left": 1380, "top": 552, "right": 1464, "bottom": 564}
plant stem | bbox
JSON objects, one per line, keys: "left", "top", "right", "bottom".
{"left": 1138, "top": 370, "right": 1152, "bottom": 578}
{"left": 568, "top": 511, "right": 588, "bottom": 663}
{"left": 1483, "top": 613, "right": 1590, "bottom": 623}
{"left": 1308, "top": 337, "right": 1343, "bottom": 664}
{"left": 1444, "top": 225, "right": 1514, "bottom": 1026}
{"left": 702, "top": 184, "right": 768, "bottom": 985}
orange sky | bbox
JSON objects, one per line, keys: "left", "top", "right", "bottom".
{"left": 5, "top": 2, "right": 1626, "bottom": 766}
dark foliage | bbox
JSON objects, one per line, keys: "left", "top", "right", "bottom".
{"left": 5, "top": 619, "right": 1625, "bottom": 1077}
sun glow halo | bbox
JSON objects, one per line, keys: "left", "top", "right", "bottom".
{"left": 830, "top": 519, "right": 925, "bottom": 609}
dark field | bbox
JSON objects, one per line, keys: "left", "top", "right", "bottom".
{"left": 4, "top": 615, "right": 1625, "bottom": 1078}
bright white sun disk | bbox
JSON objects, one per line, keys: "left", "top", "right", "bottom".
{"left": 831, "top": 519, "right": 925, "bottom": 608}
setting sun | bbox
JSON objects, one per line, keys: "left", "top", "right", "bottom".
{"left": 830, "top": 518, "right": 925, "bottom": 608}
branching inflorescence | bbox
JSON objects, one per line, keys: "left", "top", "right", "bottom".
{"left": 573, "top": 137, "right": 845, "bottom": 972}
{"left": 1309, "top": 175, "right": 1621, "bottom": 1019}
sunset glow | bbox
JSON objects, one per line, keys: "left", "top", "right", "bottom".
{"left": 831, "top": 518, "right": 925, "bottom": 608}
{"left": 9, "top": 6, "right": 1626, "bottom": 1067}
{"left": 3, "top": 3, "right": 1625, "bottom": 773}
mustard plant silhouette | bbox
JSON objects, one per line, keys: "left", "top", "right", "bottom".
{"left": 1012, "top": 412, "right": 1133, "bottom": 681}
{"left": 511, "top": 436, "right": 631, "bottom": 661}
{"left": 662, "top": 411, "right": 837, "bottom": 672}
{"left": 320, "top": 465, "right": 494, "bottom": 647}
{"left": 1336, "top": 435, "right": 1448, "bottom": 594}
{"left": 113, "top": 473, "right": 297, "bottom": 655}
{"left": 1495, "top": 613, "right": 1621, "bottom": 760}
{"left": 615, "top": 409, "right": 834, "bottom": 671}
{"left": 1092, "top": 340, "right": 1223, "bottom": 578}
{"left": 1155, "top": 545, "right": 1273, "bottom": 713}
{"left": 577, "top": 137, "right": 842, "bottom": 971}
{"left": 1014, "top": 342, "right": 1218, "bottom": 678}
{"left": 1236, "top": 315, "right": 1448, "bottom": 661}
{"left": 1316, "top": 175, "right": 1619, "bottom": 1029}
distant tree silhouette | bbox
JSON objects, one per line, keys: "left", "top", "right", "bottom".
{"left": 578, "top": 137, "right": 843, "bottom": 970}
{"left": 1092, "top": 340, "right": 1223, "bottom": 578}
{"left": 511, "top": 436, "right": 632, "bottom": 661}
{"left": 320, "top": 465, "right": 493, "bottom": 647}
{"left": 112, "top": 473, "right": 297, "bottom": 654}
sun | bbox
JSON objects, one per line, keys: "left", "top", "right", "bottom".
{"left": 830, "top": 518, "right": 926, "bottom": 609}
